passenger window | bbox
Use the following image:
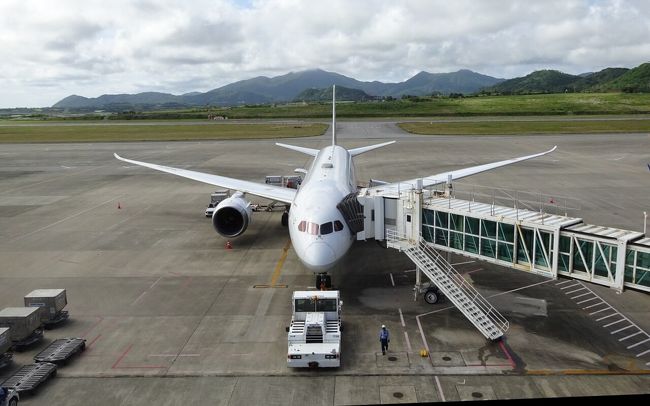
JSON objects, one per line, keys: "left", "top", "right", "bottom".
{"left": 334, "top": 220, "right": 344, "bottom": 232}
{"left": 320, "top": 222, "right": 333, "bottom": 235}
{"left": 308, "top": 222, "right": 319, "bottom": 235}
{"left": 298, "top": 221, "right": 306, "bottom": 232}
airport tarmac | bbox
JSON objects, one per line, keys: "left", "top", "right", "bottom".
{"left": 0, "top": 121, "right": 649, "bottom": 404}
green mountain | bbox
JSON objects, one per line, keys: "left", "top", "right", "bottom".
{"left": 603, "top": 63, "right": 650, "bottom": 92}
{"left": 293, "top": 86, "right": 374, "bottom": 102}
{"left": 484, "top": 70, "right": 580, "bottom": 94}
{"left": 483, "top": 64, "right": 647, "bottom": 94}
{"left": 52, "top": 69, "right": 503, "bottom": 110}
{"left": 572, "top": 68, "right": 629, "bottom": 91}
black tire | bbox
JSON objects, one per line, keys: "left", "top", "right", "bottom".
{"left": 424, "top": 289, "right": 439, "bottom": 304}
{"left": 281, "top": 212, "right": 289, "bottom": 227}
{"left": 9, "top": 397, "right": 18, "bottom": 406}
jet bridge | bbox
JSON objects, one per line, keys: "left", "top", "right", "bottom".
{"left": 356, "top": 181, "right": 649, "bottom": 339}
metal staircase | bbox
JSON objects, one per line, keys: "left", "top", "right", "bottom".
{"left": 386, "top": 229, "right": 509, "bottom": 340}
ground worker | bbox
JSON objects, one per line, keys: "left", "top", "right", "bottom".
{"left": 379, "top": 324, "right": 390, "bottom": 355}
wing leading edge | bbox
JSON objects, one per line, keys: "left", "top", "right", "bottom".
{"left": 366, "top": 146, "right": 557, "bottom": 196}
{"left": 114, "top": 153, "right": 296, "bottom": 204}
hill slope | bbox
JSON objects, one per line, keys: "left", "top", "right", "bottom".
{"left": 294, "top": 86, "right": 374, "bottom": 102}
{"left": 483, "top": 64, "right": 647, "bottom": 94}
{"left": 52, "top": 69, "right": 502, "bottom": 110}
{"left": 603, "top": 63, "right": 650, "bottom": 92}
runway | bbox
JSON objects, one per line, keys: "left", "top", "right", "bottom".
{"left": 0, "top": 121, "right": 649, "bottom": 404}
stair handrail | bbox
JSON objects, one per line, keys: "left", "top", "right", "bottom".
{"left": 386, "top": 229, "right": 509, "bottom": 335}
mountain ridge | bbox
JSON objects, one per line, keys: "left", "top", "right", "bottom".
{"left": 53, "top": 62, "right": 650, "bottom": 110}
{"left": 53, "top": 68, "right": 504, "bottom": 110}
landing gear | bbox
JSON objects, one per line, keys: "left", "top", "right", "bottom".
{"left": 424, "top": 288, "right": 440, "bottom": 304}
{"left": 281, "top": 211, "right": 288, "bottom": 227}
{"left": 316, "top": 272, "right": 332, "bottom": 290}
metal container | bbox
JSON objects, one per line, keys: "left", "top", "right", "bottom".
{"left": 24, "top": 289, "right": 67, "bottom": 321}
{"left": 0, "top": 307, "right": 42, "bottom": 342}
{"left": 0, "top": 327, "right": 10, "bottom": 354}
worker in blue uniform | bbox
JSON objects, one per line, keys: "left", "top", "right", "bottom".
{"left": 379, "top": 325, "right": 390, "bottom": 355}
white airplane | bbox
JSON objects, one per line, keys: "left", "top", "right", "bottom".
{"left": 114, "top": 86, "right": 556, "bottom": 271}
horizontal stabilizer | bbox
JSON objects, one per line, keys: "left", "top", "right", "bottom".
{"left": 275, "top": 143, "right": 319, "bottom": 156}
{"left": 349, "top": 141, "right": 395, "bottom": 156}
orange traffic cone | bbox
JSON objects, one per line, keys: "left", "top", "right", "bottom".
{"left": 225, "top": 241, "right": 232, "bottom": 250}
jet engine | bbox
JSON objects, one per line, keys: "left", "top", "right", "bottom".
{"left": 211, "top": 192, "right": 252, "bottom": 237}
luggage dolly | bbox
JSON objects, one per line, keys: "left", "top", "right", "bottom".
{"left": 43, "top": 311, "right": 69, "bottom": 329}
{"left": 33, "top": 338, "right": 86, "bottom": 365}
{"left": 1, "top": 362, "right": 57, "bottom": 395}
{"left": 0, "top": 353, "right": 12, "bottom": 370}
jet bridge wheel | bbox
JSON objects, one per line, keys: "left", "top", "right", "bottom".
{"left": 424, "top": 289, "right": 440, "bottom": 304}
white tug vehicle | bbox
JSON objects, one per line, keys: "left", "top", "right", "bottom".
{"left": 287, "top": 290, "right": 342, "bottom": 368}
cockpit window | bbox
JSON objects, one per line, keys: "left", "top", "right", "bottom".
{"left": 334, "top": 220, "right": 344, "bottom": 232}
{"left": 308, "top": 222, "right": 319, "bottom": 235}
{"left": 320, "top": 222, "right": 333, "bottom": 235}
{"left": 298, "top": 220, "right": 306, "bottom": 232}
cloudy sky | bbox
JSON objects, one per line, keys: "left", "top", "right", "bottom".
{"left": 1, "top": 0, "right": 649, "bottom": 107}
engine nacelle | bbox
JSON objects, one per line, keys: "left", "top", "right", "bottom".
{"left": 211, "top": 192, "right": 252, "bottom": 238}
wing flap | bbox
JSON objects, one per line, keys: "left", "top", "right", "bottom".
{"left": 114, "top": 153, "right": 296, "bottom": 204}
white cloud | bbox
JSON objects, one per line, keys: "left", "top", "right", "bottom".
{"left": 0, "top": 0, "right": 648, "bottom": 107}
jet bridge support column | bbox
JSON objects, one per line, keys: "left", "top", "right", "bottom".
{"left": 397, "top": 180, "right": 423, "bottom": 244}
{"left": 414, "top": 266, "right": 422, "bottom": 302}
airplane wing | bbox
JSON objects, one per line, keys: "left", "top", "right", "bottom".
{"left": 114, "top": 153, "right": 297, "bottom": 204}
{"left": 364, "top": 146, "right": 557, "bottom": 196}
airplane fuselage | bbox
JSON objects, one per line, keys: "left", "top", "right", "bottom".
{"left": 289, "top": 145, "right": 357, "bottom": 271}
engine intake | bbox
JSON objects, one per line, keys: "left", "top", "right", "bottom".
{"left": 211, "top": 192, "right": 252, "bottom": 237}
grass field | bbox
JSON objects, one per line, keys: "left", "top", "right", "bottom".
{"left": 6, "top": 93, "right": 650, "bottom": 122}
{"left": 398, "top": 118, "right": 650, "bottom": 135}
{"left": 99, "top": 93, "right": 650, "bottom": 119}
{"left": 0, "top": 123, "right": 328, "bottom": 143}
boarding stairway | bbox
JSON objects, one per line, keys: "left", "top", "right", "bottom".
{"left": 386, "top": 229, "right": 509, "bottom": 340}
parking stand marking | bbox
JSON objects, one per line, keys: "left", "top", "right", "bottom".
{"left": 559, "top": 280, "right": 650, "bottom": 366}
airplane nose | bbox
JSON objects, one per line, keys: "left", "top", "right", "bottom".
{"left": 303, "top": 242, "right": 336, "bottom": 271}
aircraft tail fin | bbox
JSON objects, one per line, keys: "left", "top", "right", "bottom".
{"left": 332, "top": 84, "right": 336, "bottom": 148}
